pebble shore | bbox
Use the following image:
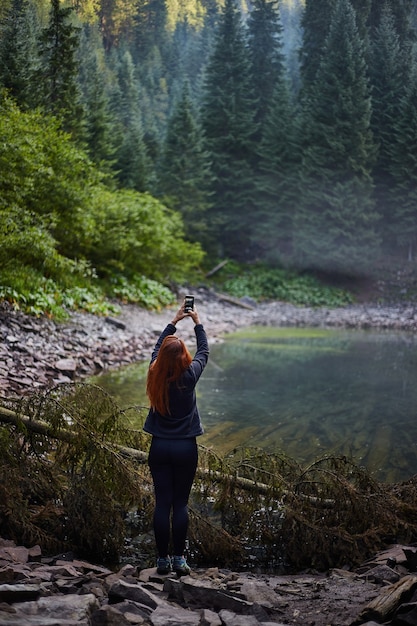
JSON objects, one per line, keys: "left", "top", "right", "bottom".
{"left": 2, "top": 292, "right": 417, "bottom": 624}
{"left": 1, "top": 289, "right": 417, "bottom": 397}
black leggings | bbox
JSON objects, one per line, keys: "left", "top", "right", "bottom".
{"left": 148, "top": 437, "right": 198, "bottom": 557}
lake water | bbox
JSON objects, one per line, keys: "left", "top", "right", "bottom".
{"left": 93, "top": 327, "right": 417, "bottom": 483}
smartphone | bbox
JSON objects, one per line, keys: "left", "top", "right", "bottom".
{"left": 184, "top": 295, "right": 194, "bottom": 312}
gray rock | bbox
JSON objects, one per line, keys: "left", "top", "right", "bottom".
{"left": 218, "top": 610, "right": 259, "bottom": 625}
{"left": 90, "top": 604, "right": 132, "bottom": 625}
{"left": 108, "top": 578, "right": 163, "bottom": 609}
{"left": 0, "top": 583, "right": 41, "bottom": 603}
{"left": 149, "top": 604, "right": 200, "bottom": 625}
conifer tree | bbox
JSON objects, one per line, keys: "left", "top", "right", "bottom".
{"left": 78, "top": 25, "right": 116, "bottom": 171}
{"left": 109, "top": 48, "right": 149, "bottom": 191}
{"left": 158, "top": 82, "right": 212, "bottom": 244}
{"left": 200, "top": 0, "right": 258, "bottom": 259}
{"left": 368, "top": 4, "right": 406, "bottom": 246}
{"left": 247, "top": 0, "right": 284, "bottom": 135}
{"left": 36, "top": 0, "right": 85, "bottom": 139}
{"left": 255, "top": 75, "right": 301, "bottom": 263}
{"left": 0, "top": 0, "right": 40, "bottom": 109}
{"left": 388, "top": 68, "right": 417, "bottom": 260}
{"left": 295, "top": 0, "right": 378, "bottom": 274}
{"left": 299, "top": 0, "right": 334, "bottom": 88}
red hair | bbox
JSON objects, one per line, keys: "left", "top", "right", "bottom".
{"left": 146, "top": 335, "right": 192, "bottom": 415}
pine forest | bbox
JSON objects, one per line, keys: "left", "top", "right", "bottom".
{"left": 1, "top": 0, "right": 417, "bottom": 315}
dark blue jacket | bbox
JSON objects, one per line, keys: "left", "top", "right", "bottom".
{"left": 143, "top": 323, "right": 209, "bottom": 438}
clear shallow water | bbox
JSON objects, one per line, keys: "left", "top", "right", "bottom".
{"left": 93, "top": 327, "right": 417, "bottom": 483}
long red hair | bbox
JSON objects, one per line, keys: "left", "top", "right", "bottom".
{"left": 146, "top": 335, "right": 192, "bottom": 415}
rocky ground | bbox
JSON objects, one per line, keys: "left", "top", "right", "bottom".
{"left": 2, "top": 537, "right": 417, "bottom": 626}
{"left": 2, "top": 286, "right": 417, "bottom": 625}
{"left": 2, "top": 286, "right": 417, "bottom": 397}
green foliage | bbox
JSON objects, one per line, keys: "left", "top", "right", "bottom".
{"left": 108, "top": 274, "right": 176, "bottom": 309}
{"left": 200, "top": 0, "right": 258, "bottom": 258}
{"left": 157, "top": 81, "right": 212, "bottom": 244}
{"left": 0, "top": 264, "right": 119, "bottom": 319}
{"left": 0, "top": 91, "right": 204, "bottom": 317}
{"left": 85, "top": 187, "right": 204, "bottom": 283}
{"left": 0, "top": 94, "right": 101, "bottom": 258}
{"left": 217, "top": 264, "right": 353, "bottom": 307}
{"left": 294, "top": 0, "right": 379, "bottom": 274}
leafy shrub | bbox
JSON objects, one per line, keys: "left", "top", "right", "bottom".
{"left": 217, "top": 264, "right": 353, "bottom": 307}
{"left": 109, "top": 275, "right": 176, "bottom": 309}
{"left": 0, "top": 94, "right": 204, "bottom": 317}
{"left": 0, "top": 95, "right": 100, "bottom": 260}
{"left": 84, "top": 188, "right": 204, "bottom": 283}
{"left": 0, "top": 267, "right": 118, "bottom": 319}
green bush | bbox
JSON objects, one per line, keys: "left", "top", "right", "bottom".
{"left": 0, "top": 94, "right": 204, "bottom": 317}
{"left": 84, "top": 188, "right": 204, "bottom": 283}
{"left": 217, "top": 264, "right": 353, "bottom": 307}
{"left": 108, "top": 275, "right": 176, "bottom": 309}
{"left": 0, "top": 266, "right": 119, "bottom": 319}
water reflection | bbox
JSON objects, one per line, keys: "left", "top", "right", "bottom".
{"left": 93, "top": 327, "right": 417, "bottom": 483}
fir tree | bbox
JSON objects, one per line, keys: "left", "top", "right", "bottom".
{"left": 200, "top": 0, "right": 258, "bottom": 259}
{"left": 247, "top": 0, "right": 285, "bottom": 135}
{"left": 0, "top": 0, "right": 40, "bottom": 109}
{"left": 368, "top": 4, "right": 406, "bottom": 246}
{"left": 388, "top": 68, "right": 417, "bottom": 260}
{"left": 78, "top": 25, "right": 116, "bottom": 171}
{"left": 36, "top": 0, "right": 85, "bottom": 139}
{"left": 255, "top": 75, "right": 301, "bottom": 263}
{"left": 299, "top": 0, "right": 335, "bottom": 88}
{"left": 158, "top": 82, "right": 212, "bottom": 244}
{"left": 295, "top": 0, "right": 378, "bottom": 274}
{"left": 109, "top": 48, "right": 149, "bottom": 191}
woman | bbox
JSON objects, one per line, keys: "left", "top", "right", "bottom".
{"left": 144, "top": 300, "right": 209, "bottom": 576}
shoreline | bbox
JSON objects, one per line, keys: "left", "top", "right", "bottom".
{"left": 1, "top": 290, "right": 417, "bottom": 397}
{"left": 2, "top": 294, "right": 417, "bottom": 625}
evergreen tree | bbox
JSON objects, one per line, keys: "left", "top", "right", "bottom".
{"left": 368, "top": 4, "right": 406, "bottom": 246}
{"left": 157, "top": 82, "right": 212, "bottom": 244}
{"left": 247, "top": 0, "right": 285, "bottom": 135}
{"left": 78, "top": 25, "right": 116, "bottom": 170}
{"left": 133, "top": 0, "right": 167, "bottom": 59}
{"left": 295, "top": 0, "right": 378, "bottom": 274}
{"left": 368, "top": 0, "right": 415, "bottom": 47}
{"left": 255, "top": 75, "right": 301, "bottom": 263}
{"left": 200, "top": 0, "right": 258, "bottom": 259}
{"left": 36, "top": 0, "right": 85, "bottom": 139}
{"left": 388, "top": 68, "right": 417, "bottom": 260}
{"left": 109, "top": 48, "right": 149, "bottom": 191}
{"left": 0, "top": 0, "right": 40, "bottom": 109}
{"left": 299, "top": 0, "right": 334, "bottom": 88}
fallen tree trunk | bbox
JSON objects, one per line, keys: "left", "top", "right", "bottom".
{"left": 214, "top": 291, "right": 255, "bottom": 310}
{"left": 0, "top": 405, "right": 272, "bottom": 494}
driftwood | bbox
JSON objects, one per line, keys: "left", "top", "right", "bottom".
{"left": 205, "top": 260, "right": 228, "bottom": 277}
{"left": 353, "top": 575, "right": 417, "bottom": 624}
{"left": 214, "top": 291, "right": 255, "bottom": 310}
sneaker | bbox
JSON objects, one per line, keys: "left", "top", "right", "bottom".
{"left": 156, "top": 556, "right": 172, "bottom": 575}
{"left": 172, "top": 555, "right": 191, "bottom": 576}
